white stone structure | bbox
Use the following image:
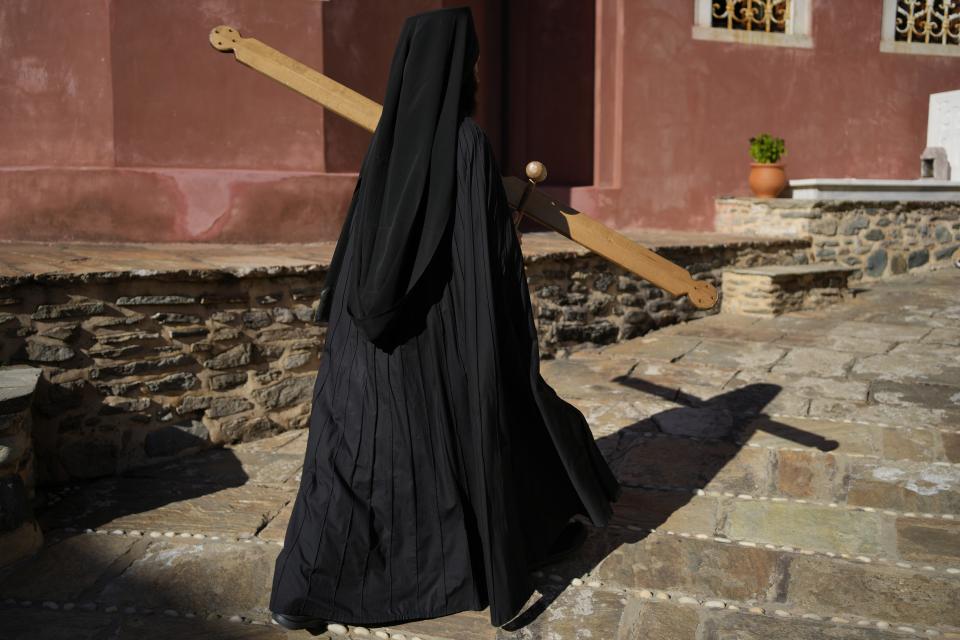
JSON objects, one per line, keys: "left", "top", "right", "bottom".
{"left": 927, "top": 89, "right": 960, "bottom": 181}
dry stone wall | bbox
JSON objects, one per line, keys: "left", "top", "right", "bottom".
{"left": 715, "top": 197, "right": 960, "bottom": 279}
{"left": 0, "top": 365, "right": 43, "bottom": 568}
{"left": 0, "top": 236, "right": 807, "bottom": 482}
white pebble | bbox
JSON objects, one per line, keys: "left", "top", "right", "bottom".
{"left": 163, "top": 531, "right": 175, "bottom": 538}
{"left": 748, "top": 607, "right": 765, "bottom": 615}
{"left": 678, "top": 596, "right": 699, "bottom": 605}
{"left": 42, "top": 601, "right": 58, "bottom": 610}
{"left": 327, "top": 623, "right": 348, "bottom": 635}
{"left": 353, "top": 628, "right": 371, "bottom": 636}
{"left": 375, "top": 632, "right": 390, "bottom": 639}
{"left": 774, "top": 609, "right": 790, "bottom": 617}
{"left": 654, "top": 591, "right": 670, "bottom": 600}
{"left": 228, "top": 615, "right": 243, "bottom": 623}
{"left": 638, "top": 590, "right": 653, "bottom": 599}
{"left": 587, "top": 581, "right": 601, "bottom": 588}
{"left": 704, "top": 600, "right": 725, "bottom": 609}
{"left": 149, "top": 532, "right": 161, "bottom": 538}
{"left": 110, "top": 530, "right": 125, "bottom": 536}
{"left": 571, "top": 578, "right": 583, "bottom": 586}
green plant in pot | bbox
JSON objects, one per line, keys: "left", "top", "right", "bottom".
{"left": 748, "top": 133, "right": 787, "bottom": 198}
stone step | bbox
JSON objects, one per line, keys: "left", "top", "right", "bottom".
{"left": 554, "top": 524, "right": 960, "bottom": 631}
{"left": 0, "top": 532, "right": 494, "bottom": 640}
{"left": 721, "top": 264, "right": 859, "bottom": 317}
{"left": 509, "top": 582, "right": 958, "bottom": 639}
{"left": 608, "top": 487, "right": 960, "bottom": 569}
{"left": 612, "top": 428, "right": 960, "bottom": 517}
{"left": 0, "top": 602, "right": 291, "bottom": 640}
{"left": 5, "top": 530, "right": 957, "bottom": 640}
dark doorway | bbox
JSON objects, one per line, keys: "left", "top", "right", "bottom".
{"left": 500, "top": 0, "right": 595, "bottom": 195}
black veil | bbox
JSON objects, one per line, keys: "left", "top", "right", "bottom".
{"left": 316, "top": 7, "right": 480, "bottom": 346}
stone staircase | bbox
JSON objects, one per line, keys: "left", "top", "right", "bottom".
{"left": 1, "top": 269, "right": 958, "bottom": 639}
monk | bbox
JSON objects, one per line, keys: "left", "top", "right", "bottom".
{"left": 269, "top": 6, "right": 621, "bottom": 631}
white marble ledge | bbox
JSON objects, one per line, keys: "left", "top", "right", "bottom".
{"left": 788, "top": 178, "right": 960, "bottom": 201}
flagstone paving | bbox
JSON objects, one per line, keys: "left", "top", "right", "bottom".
{"left": 1, "top": 268, "right": 958, "bottom": 639}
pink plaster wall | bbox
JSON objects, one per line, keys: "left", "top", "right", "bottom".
{"left": 2, "top": 1, "right": 958, "bottom": 242}
{"left": 574, "top": 0, "right": 960, "bottom": 231}
{"left": 0, "top": 0, "right": 114, "bottom": 167}
{"left": 0, "top": 0, "right": 508, "bottom": 243}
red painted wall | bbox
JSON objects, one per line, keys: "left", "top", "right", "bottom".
{"left": 1, "top": 1, "right": 957, "bottom": 242}
{"left": 573, "top": 0, "right": 960, "bottom": 231}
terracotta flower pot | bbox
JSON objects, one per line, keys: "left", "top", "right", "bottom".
{"left": 748, "top": 162, "right": 787, "bottom": 198}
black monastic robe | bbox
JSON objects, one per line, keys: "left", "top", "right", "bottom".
{"left": 269, "top": 6, "right": 621, "bottom": 628}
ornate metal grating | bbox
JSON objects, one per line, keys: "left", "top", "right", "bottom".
{"left": 895, "top": 0, "right": 960, "bottom": 46}
{"left": 710, "top": 0, "right": 790, "bottom": 33}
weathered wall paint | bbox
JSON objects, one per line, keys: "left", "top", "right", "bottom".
{"left": 573, "top": 0, "right": 960, "bottom": 231}
{"left": 2, "top": 1, "right": 958, "bottom": 241}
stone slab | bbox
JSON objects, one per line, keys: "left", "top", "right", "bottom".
{"left": 846, "top": 461, "right": 960, "bottom": 515}
{"left": 770, "top": 347, "right": 855, "bottom": 377}
{"left": 621, "top": 599, "right": 701, "bottom": 640}
{"left": 594, "top": 533, "right": 782, "bottom": 602}
{"left": 742, "top": 416, "right": 944, "bottom": 464}
{"left": 723, "top": 499, "right": 889, "bottom": 557}
{"left": 0, "top": 534, "right": 140, "bottom": 601}
{"left": 0, "top": 607, "right": 289, "bottom": 640}
{"left": 677, "top": 340, "right": 788, "bottom": 369}
{"left": 124, "top": 447, "right": 304, "bottom": 488}
{"left": 896, "top": 516, "right": 960, "bottom": 565}
{"left": 97, "top": 539, "right": 279, "bottom": 617}
{"left": 699, "top": 606, "right": 902, "bottom": 639}
{"left": 726, "top": 264, "right": 859, "bottom": 277}
{"left": 501, "top": 586, "right": 626, "bottom": 639}
{"left": 785, "top": 555, "right": 960, "bottom": 627}
{"left": 727, "top": 369, "right": 870, "bottom": 402}
{"left": 828, "top": 322, "right": 931, "bottom": 343}
{"left": 0, "top": 608, "right": 116, "bottom": 640}
{"left": 608, "top": 488, "right": 720, "bottom": 533}
{"left": 38, "top": 478, "right": 292, "bottom": 538}
{"left": 0, "top": 365, "right": 42, "bottom": 412}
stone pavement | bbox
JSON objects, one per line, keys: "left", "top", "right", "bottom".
{"left": 1, "top": 268, "right": 958, "bottom": 639}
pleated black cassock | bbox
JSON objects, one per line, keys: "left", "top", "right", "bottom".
{"left": 269, "top": 6, "right": 621, "bottom": 628}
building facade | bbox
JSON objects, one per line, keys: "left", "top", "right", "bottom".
{"left": 1, "top": 0, "right": 958, "bottom": 242}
